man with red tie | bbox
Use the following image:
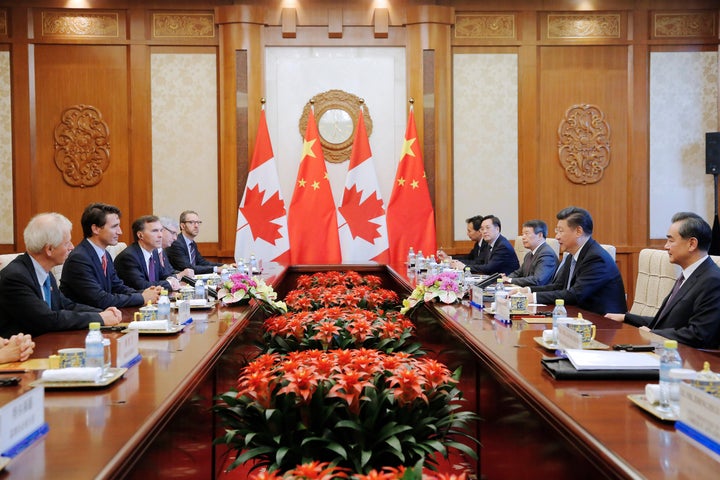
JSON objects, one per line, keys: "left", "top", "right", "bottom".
{"left": 60, "top": 203, "right": 160, "bottom": 309}
{"left": 606, "top": 212, "right": 720, "bottom": 348}
{"left": 114, "top": 215, "right": 184, "bottom": 291}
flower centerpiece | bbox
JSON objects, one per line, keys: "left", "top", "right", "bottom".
{"left": 216, "top": 272, "right": 287, "bottom": 315}
{"left": 284, "top": 285, "right": 399, "bottom": 312}
{"left": 262, "top": 307, "right": 420, "bottom": 355}
{"left": 296, "top": 271, "right": 384, "bottom": 289}
{"left": 249, "top": 460, "right": 470, "bottom": 480}
{"left": 401, "top": 271, "right": 463, "bottom": 315}
{"left": 214, "top": 348, "right": 477, "bottom": 475}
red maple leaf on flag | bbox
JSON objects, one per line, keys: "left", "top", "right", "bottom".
{"left": 339, "top": 185, "right": 385, "bottom": 243}
{"left": 239, "top": 185, "right": 286, "bottom": 244}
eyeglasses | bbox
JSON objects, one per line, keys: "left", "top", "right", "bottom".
{"left": 162, "top": 226, "right": 179, "bottom": 235}
{"left": 183, "top": 220, "right": 202, "bottom": 225}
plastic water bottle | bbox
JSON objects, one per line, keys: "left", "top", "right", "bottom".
{"left": 250, "top": 253, "right": 258, "bottom": 273}
{"left": 659, "top": 340, "right": 682, "bottom": 413}
{"left": 415, "top": 251, "right": 425, "bottom": 273}
{"left": 220, "top": 268, "right": 230, "bottom": 284}
{"left": 552, "top": 299, "right": 567, "bottom": 345}
{"left": 195, "top": 279, "right": 206, "bottom": 300}
{"left": 157, "top": 289, "right": 170, "bottom": 321}
{"left": 407, "top": 247, "right": 416, "bottom": 268}
{"left": 85, "top": 322, "right": 105, "bottom": 371}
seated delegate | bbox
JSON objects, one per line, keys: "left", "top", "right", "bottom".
{"left": 503, "top": 219, "right": 558, "bottom": 287}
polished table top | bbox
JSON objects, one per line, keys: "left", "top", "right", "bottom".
{"left": 431, "top": 298, "right": 720, "bottom": 479}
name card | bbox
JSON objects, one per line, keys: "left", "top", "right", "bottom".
{"left": 176, "top": 300, "right": 191, "bottom": 324}
{"left": 0, "top": 386, "right": 46, "bottom": 457}
{"left": 679, "top": 383, "right": 720, "bottom": 444}
{"left": 116, "top": 329, "right": 139, "bottom": 368}
{"left": 471, "top": 286, "right": 484, "bottom": 308}
{"left": 557, "top": 324, "right": 583, "bottom": 350}
{"left": 494, "top": 297, "right": 510, "bottom": 322}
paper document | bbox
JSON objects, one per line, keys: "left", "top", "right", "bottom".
{"left": 566, "top": 349, "right": 659, "bottom": 370}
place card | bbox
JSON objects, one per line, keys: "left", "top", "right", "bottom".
{"left": 116, "top": 329, "right": 139, "bottom": 369}
{"left": 0, "top": 386, "right": 46, "bottom": 457}
{"left": 176, "top": 300, "right": 191, "bottom": 325}
{"left": 557, "top": 324, "right": 583, "bottom": 350}
{"left": 494, "top": 297, "right": 510, "bottom": 322}
{"left": 679, "top": 383, "right": 720, "bottom": 446}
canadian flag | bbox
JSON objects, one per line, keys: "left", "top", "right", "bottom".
{"left": 287, "top": 108, "right": 342, "bottom": 264}
{"left": 386, "top": 106, "right": 437, "bottom": 264}
{"left": 235, "top": 107, "right": 290, "bottom": 265}
{"left": 338, "top": 109, "right": 389, "bottom": 264}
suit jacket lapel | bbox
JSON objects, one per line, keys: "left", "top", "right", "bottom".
{"left": 653, "top": 259, "right": 706, "bottom": 327}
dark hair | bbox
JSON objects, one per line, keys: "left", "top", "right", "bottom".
{"left": 671, "top": 212, "right": 712, "bottom": 252}
{"left": 131, "top": 215, "right": 160, "bottom": 242}
{"left": 465, "top": 215, "right": 484, "bottom": 231}
{"left": 81, "top": 203, "right": 121, "bottom": 238}
{"left": 556, "top": 206, "right": 593, "bottom": 235}
{"left": 523, "top": 219, "right": 547, "bottom": 238}
{"left": 179, "top": 210, "right": 199, "bottom": 224}
{"left": 482, "top": 214, "right": 501, "bottom": 231}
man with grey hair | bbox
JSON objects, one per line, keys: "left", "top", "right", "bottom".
{"left": 0, "top": 213, "right": 122, "bottom": 337}
{"left": 606, "top": 212, "right": 720, "bottom": 348}
{"left": 158, "top": 216, "right": 193, "bottom": 278}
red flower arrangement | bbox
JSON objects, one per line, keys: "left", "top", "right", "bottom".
{"left": 214, "top": 348, "right": 477, "bottom": 474}
{"left": 262, "top": 307, "right": 419, "bottom": 354}
{"left": 284, "top": 285, "right": 399, "bottom": 312}
{"left": 250, "top": 461, "right": 470, "bottom": 479}
{"left": 296, "top": 271, "right": 383, "bottom": 289}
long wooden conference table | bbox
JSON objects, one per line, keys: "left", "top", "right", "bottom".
{"left": 0, "top": 264, "right": 718, "bottom": 479}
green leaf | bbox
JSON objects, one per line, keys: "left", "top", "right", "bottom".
{"left": 236, "top": 446, "right": 276, "bottom": 464}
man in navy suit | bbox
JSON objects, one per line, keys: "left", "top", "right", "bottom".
{"left": 460, "top": 215, "right": 520, "bottom": 275}
{"left": 606, "top": 212, "right": 720, "bottom": 348}
{"left": 438, "top": 215, "right": 484, "bottom": 266}
{"left": 166, "top": 210, "right": 224, "bottom": 275}
{"left": 61, "top": 203, "right": 161, "bottom": 309}
{"left": 504, "top": 219, "right": 558, "bottom": 286}
{"left": 519, "top": 206, "right": 626, "bottom": 315}
{"left": 115, "top": 215, "right": 184, "bottom": 291}
{"left": 158, "top": 216, "right": 194, "bottom": 279}
{"left": 0, "top": 212, "right": 122, "bottom": 337}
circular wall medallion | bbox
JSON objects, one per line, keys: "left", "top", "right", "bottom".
{"left": 299, "top": 89, "right": 373, "bottom": 163}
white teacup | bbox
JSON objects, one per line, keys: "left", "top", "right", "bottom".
{"left": 557, "top": 317, "right": 596, "bottom": 344}
{"left": 58, "top": 347, "right": 85, "bottom": 368}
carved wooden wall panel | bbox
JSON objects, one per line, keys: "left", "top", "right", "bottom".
{"left": 652, "top": 12, "right": 717, "bottom": 38}
{"left": 454, "top": 14, "right": 516, "bottom": 39}
{"left": 53, "top": 105, "right": 111, "bottom": 188}
{"left": 558, "top": 104, "right": 611, "bottom": 185}
{"left": 152, "top": 13, "right": 215, "bottom": 38}
{"left": 40, "top": 11, "right": 120, "bottom": 38}
{"left": 546, "top": 13, "right": 622, "bottom": 39}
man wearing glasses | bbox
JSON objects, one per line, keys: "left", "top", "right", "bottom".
{"left": 166, "top": 210, "right": 223, "bottom": 274}
{"left": 158, "top": 216, "right": 194, "bottom": 280}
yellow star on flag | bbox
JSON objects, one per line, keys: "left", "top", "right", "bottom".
{"left": 311, "top": 181, "right": 320, "bottom": 190}
{"left": 302, "top": 138, "right": 317, "bottom": 158}
{"left": 298, "top": 178, "right": 307, "bottom": 187}
{"left": 397, "top": 177, "right": 406, "bottom": 186}
{"left": 401, "top": 137, "right": 416, "bottom": 158}
{"left": 411, "top": 180, "right": 419, "bottom": 189}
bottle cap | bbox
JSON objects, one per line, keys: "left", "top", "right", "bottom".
{"left": 89, "top": 322, "right": 101, "bottom": 330}
{"left": 663, "top": 339, "right": 678, "bottom": 349}
{"left": 555, "top": 299, "right": 564, "bottom": 305}
{"left": 161, "top": 289, "right": 168, "bottom": 296}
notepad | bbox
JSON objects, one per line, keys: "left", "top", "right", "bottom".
{"left": 566, "top": 349, "right": 659, "bottom": 371}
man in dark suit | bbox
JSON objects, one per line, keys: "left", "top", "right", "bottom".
{"left": 158, "top": 216, "right": 194, "bottom": 279}
{"left": 166, "top": 210, "right": 224, "bottom": 275}
{"left": 438, "top": 215, "right": 484, "bottom": 266}
{"left": 519, "top": 206, "right": 626, "bottom": 315}
{"left": 61, "top": 203, "right": 161, "bottom": 309}
{"left": 504, "top": 219, "right": 558, "bottom": 287}
{"left": 115, "top": 215, "right": 183, "bottom": 291}
{"left": 0, "top": 212, "right": 122, "bottom": 337}
{"left": 461, "top": 215, "right": 519, "bottom": 275}
{"left": 606, "top": 212, "right": 720, "bottom": 348}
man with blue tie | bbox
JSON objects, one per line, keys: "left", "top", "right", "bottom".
{"left": 114, "top": 215, "right": 184, "bottom": 291}
{"left": 0, "top": 212, "right": 121, "bottom": 337}
{"left": 166, "top": 210, "right": 224, "bottom": 275}
{"left": 61, "top": 203, "right": 161, "bottom": 309}
{"left": 606, "top": 212, "right": 720, "bottom": 348}
{"left": 504, "top": 219, "right": 558, "bottom": 286}
{"left": 516, "top": 206, "right": 626, "bottom": 315}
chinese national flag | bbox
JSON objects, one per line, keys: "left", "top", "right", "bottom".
{"left": 235, "top": 107, "right": 290, "bottom": 265}
{"left": 386, "top": 107, "right": 437, "bottom": 264}
{"left": 288, "top": 108, "right": 342, "bottom": 264}
{"left": 338, "top": 109, "right": 389, "bottom": 264}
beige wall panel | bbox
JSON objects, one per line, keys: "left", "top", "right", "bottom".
{"left": 453, "top": 52, "right": 518, "bottom": 241}
{"left": 0, "top": 51, "right": 12, "bottom": 244}
{"left": 649, "top": 51, "right": 718, "bottom": 238}
{"left": 538, "top": 46, "right": 629, "bottom": 245}
{"left": 151, "top": 52, "right": 219, "bottom": 242}
{"left": 33, "top": 44, "right": 129, "bottom": 245}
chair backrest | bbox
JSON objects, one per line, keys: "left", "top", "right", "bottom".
{"left": 0, "top": 253, "right": 21, "bottom": 272}
{"left": 600, "top": 244, "right": 616, "bottom": 261}
{"left": 629, "top": 248, "right": 681, "bottom": 317}
{"left": 514, "top": 237, "right": 560, "bottom": 263}
{"left": 106, "top": 242, "right": 128, "bottom": 260}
